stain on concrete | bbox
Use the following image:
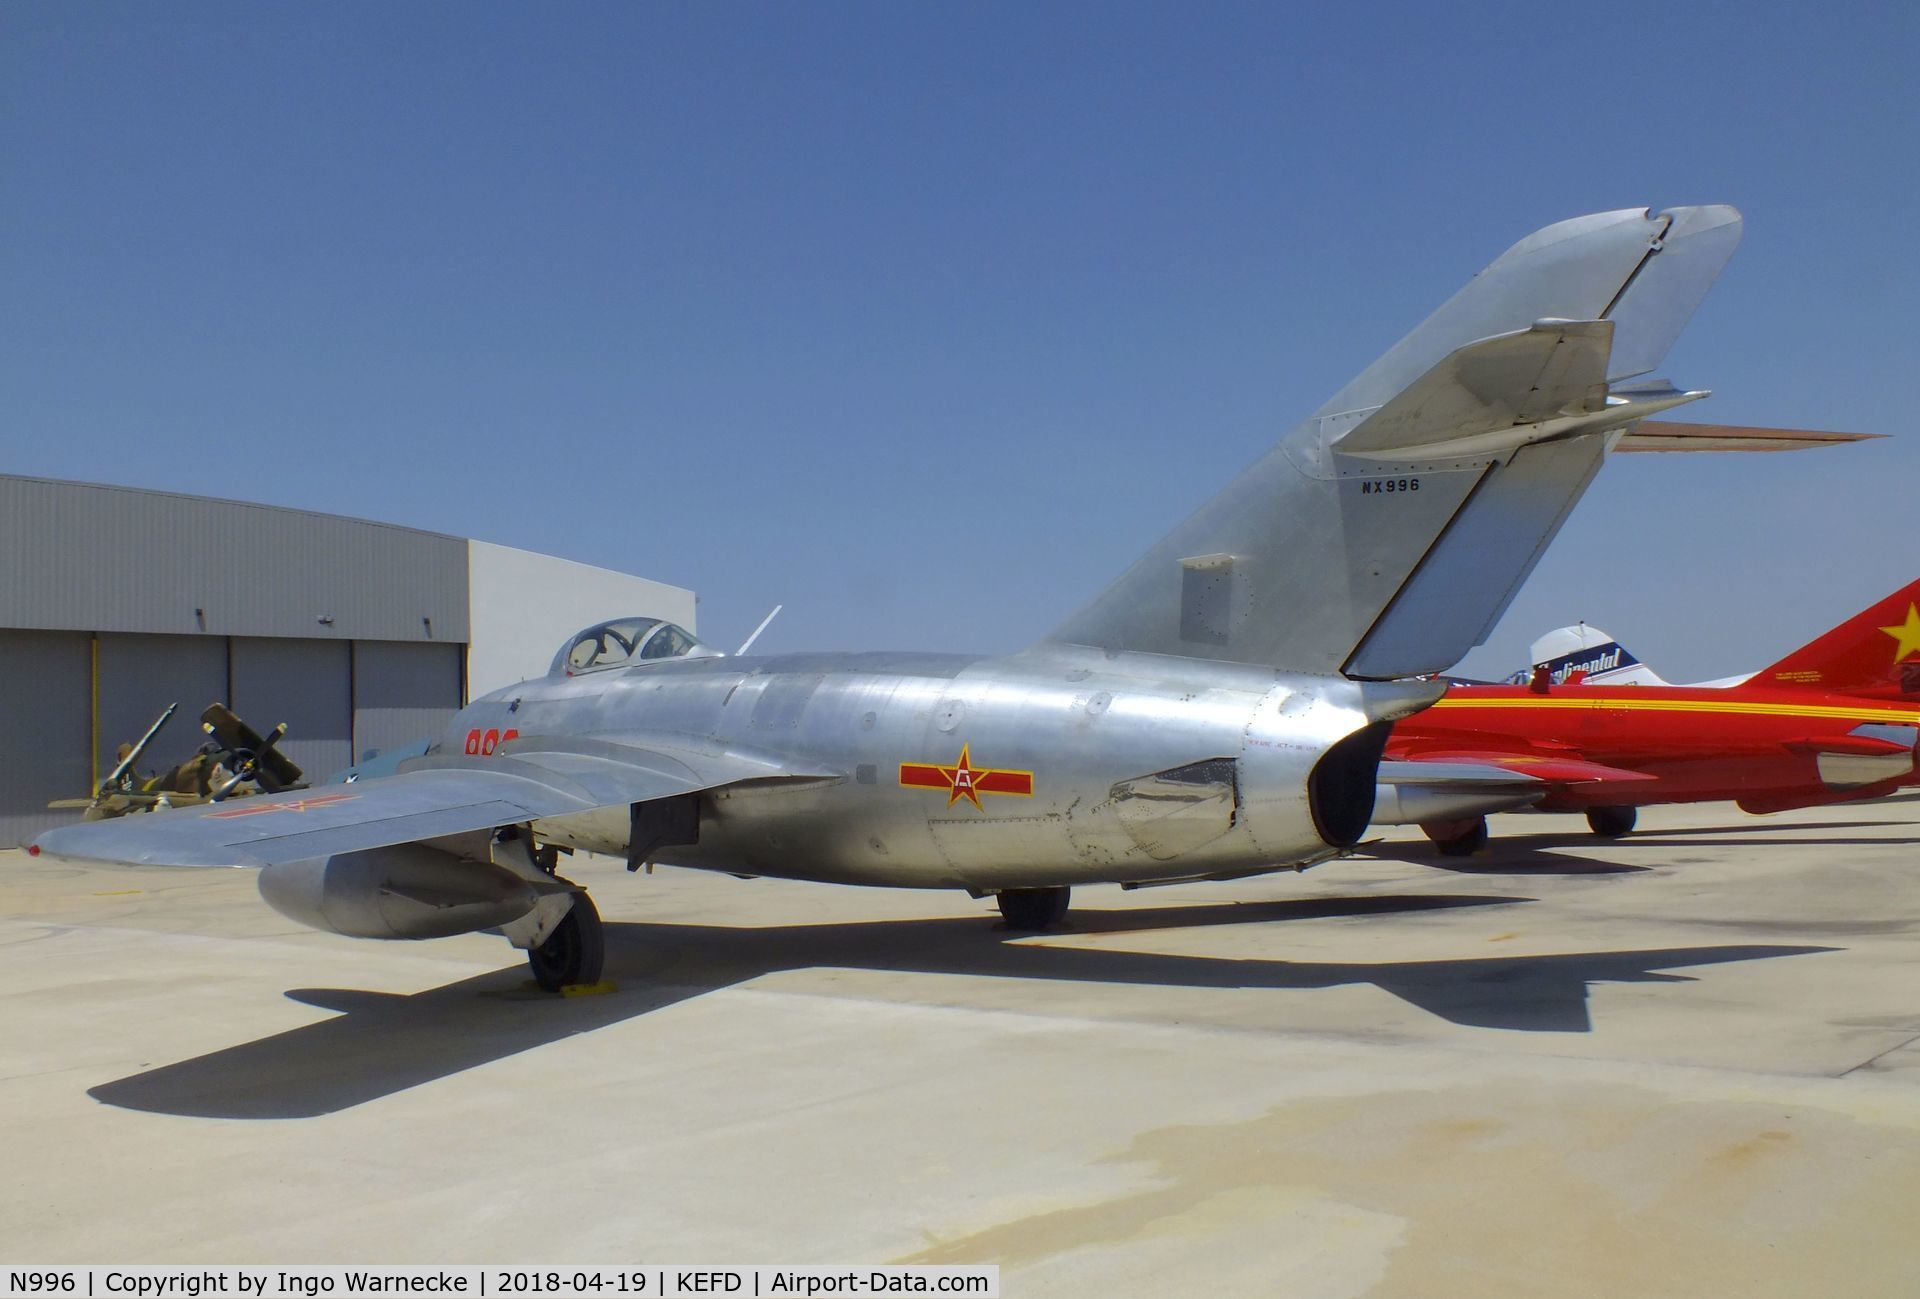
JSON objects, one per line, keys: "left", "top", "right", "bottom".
{"left": 904, "top": 1084, "right": 1920, "bottom": 1298}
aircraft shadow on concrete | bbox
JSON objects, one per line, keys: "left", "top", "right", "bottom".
{"left": 1367, "top": 817, "right": 1919, "bottom": 872}
{"left": 1361, "top": 839, "right": 1649, "bottom": 875}
{"left": 1639, "top": 819, "right": 1899, "bottom": 837}
{"left": 1628, "top": 833, "right": 1920, "bottom": 849}
{"left": 86, "top": 893, "right": 1833, "bottom": 1120}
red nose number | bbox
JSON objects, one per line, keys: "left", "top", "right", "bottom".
{"left": 464, "top": 728, "right": 519, "bottom": 756}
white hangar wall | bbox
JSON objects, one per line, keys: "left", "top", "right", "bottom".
{"left": 466, "top": 540, "right": 697, "bottom": 698}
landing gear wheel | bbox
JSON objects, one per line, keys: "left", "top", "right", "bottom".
{"left": 527, "top": 892, "right": 605, "bottom": 992}
{"left": 1425, "top": 817, "right": 1489, "bottom": 857}
{"left": 997, "top": 886, "right": 1070, "bottom": 930}
{"left": 1586, "top": 806, "right": 1638, "bottom": 839}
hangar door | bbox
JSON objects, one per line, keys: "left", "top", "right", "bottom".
{"left": 95, "top": 633, "right": 229, "bottom": 782}
{"left": 0, "top": 630, "right": 91, "bottom": 847}
{"left": 352, "top": 640, "right": 462, "bottom": 763}
{"left": 230, "top": 638, "right": 353, "bottom": 784}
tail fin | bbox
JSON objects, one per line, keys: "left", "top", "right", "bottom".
{"left": 1753, "top": 579, "right": 1920, "bottom": 697}
{"left": 1046, "top": 206, "right": 1745, "bottom": 678}
{"left": 1521, "top": 624, "right": 1670, "bottom": 686}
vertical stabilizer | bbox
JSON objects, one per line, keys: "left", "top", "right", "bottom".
{"left": 1517, "top": 624, "right": 1669, "bottom": 687}
{"left": 1753, "top": 579, "right": 1920, "bottom": 697}
{"left": 1046, "top": 206, "right": 1743, "bottom": 678}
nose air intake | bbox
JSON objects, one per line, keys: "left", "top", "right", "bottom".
{"left": 1308, "top": 720, "right": 1392, "bottom": 847}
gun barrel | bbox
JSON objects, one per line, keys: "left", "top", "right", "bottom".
{"left": 99, "top": 702, "right": 178, "bottom": 792}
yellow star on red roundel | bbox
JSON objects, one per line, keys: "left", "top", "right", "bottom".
{"left": 899, "top": 744, "right": 1034, "bottom": 807}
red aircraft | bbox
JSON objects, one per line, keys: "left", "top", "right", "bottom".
{"left": 1375, "top": 578, "right": 1920, "bottom": 854}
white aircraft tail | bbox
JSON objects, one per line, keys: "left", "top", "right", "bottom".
{"left": 1512, "top": 624, "right": 1671, "bottom": 687}
{"left": 1046, "top": 206, "right": 1745, "bottom": 679}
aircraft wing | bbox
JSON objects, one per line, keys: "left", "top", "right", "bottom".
{"left": 1386, "top": 751, "right": 1657, "bottom": 787}
{"left": 31, "top": 734, "right": 833, "bottom": 868}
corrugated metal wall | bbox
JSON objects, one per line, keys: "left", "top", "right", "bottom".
{"left": 1, "top": 476, "right": 683, "bottom": 847}
{"left": 352, "top": 641, "right": 462, "bottom": 764}
{"left": 231, "top": 638, "right": 354, "bottom": 783}
{"left": 96, "top": 633, "right": 229, "bottom": 779}
{"left": 5, "top": 631, "right": 468, "bottom": 846}
{"left": 0, "top": 477, "right": 474, "bottom": 844}
{"left": 0, "top": 631, "right": 92, "bottom": 847}
{"left": 0, "top": 475, "right": 469, "bottom": 643}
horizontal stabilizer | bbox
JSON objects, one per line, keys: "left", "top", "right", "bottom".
{"left": 1336, "top": 320, "right": 1612, "bottom": 458}
{"left": 1782, "top": 734, "right": 1915, "bottom": 757}
{"left": 1372, "top": 758, "right": 1545, "bottom": 825}
{"left": 1616, "top": 422, "right": 1885, "bottom": 452}
{"left": 1335, "top": 325, "right": 1716, "bottom": 462}
{"left": 1377, "top": 760, "right": 1542, "bottom": 789}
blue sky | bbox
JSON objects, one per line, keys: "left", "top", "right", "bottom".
{"left": 4, "top": 2, "right": 1915, "bottom": 680}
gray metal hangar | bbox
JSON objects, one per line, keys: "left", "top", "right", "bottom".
{"left": 0, "top": 474, "right": 694, "bottom": 846}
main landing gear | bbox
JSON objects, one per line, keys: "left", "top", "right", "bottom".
{"left": 997, "top": 886, "right": 1070, "bottom": 930}
{"left": 1585, "top": 805, "right": 1638, "bottom": 839}
{"left": 527, "top": 891, "right": 606, "bottom": 992}
{"left": 496, "top": 826, "right": 605, "bottom": 993}
{"left": 1423, "top": 817, "right": 1489, "bottom": 857}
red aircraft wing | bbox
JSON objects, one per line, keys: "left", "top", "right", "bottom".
{"left": 1390, "top": 749, "right": 1657, "bottom": 788}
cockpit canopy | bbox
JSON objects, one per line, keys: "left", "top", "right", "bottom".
{"left": 549, "top": 617, "right": 721, "bottom": 677}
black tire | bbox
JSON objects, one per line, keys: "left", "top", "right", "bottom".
{"left": 1586, "top": 806, "right": 1638, "bottom": 839}
{"left": 1435, "top": 818, "right": 1489, "bottom": 857}
{"left": 997, "top": 886, "right": 1070, "bottom": 930}
{"left": 527, "top": 892, "right": 606, "bottom": 992}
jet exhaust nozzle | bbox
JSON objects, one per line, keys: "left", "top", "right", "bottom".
{"left": 258, "top": 843, "right": 543, "bottom": 940}
{"left": 1306, "top": 720, "right": 1393, "bottom": 848}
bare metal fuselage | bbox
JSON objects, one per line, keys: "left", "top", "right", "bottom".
{"left": 438, "top": 646, "right": 1439, "bottom": 891}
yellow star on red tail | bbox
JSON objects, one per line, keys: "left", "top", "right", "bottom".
{"left": 1880, "top": 603, "right": 1920, "bottom": 663}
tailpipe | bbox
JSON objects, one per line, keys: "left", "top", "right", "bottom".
{"left": 1306, "top": 677, "right": 1444, "bottom": 847}
{"left": 1306, "top": 721, "right": 1393, "bottom": 848}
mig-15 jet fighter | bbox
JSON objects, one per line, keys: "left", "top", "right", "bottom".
{"left": 34, "top": 205, "right": 1849, "bottom": 991}
{"left": 1375, "top": 577, "right": 1920, "bottom": 853}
